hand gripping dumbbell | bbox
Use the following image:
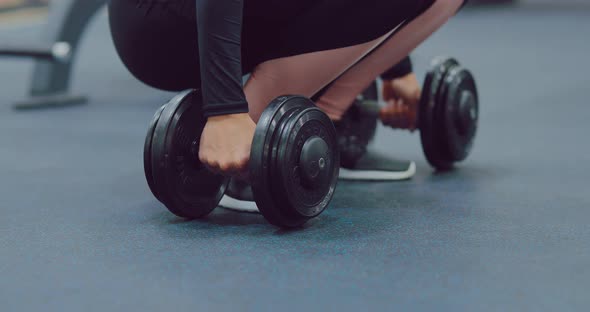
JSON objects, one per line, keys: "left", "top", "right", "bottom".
{"left": 340, "top": 57, "right": 479, "bottom": 170}
{"left": 144, "top": 90, "right": 339, "bottom": 228}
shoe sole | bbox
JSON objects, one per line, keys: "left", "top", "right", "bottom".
{"left": 339, "top": 161, "right": 416, "bottom": 181}
{"left": 219, "top": 195, "right": 260, "bottom": 213}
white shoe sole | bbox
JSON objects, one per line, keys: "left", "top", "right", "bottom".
{"left": 219, "top": 195, "right": 259, "bottom": 213}
{"left": 338, "top": 161, "right": 416, "bottom": 181}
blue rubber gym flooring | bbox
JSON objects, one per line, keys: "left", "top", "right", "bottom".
{"left": 1, "top": 5, "right": 589, "bottom": 311}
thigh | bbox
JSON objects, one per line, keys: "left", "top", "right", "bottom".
{"left": 241, "top": 0, "right": 432, "bottom": 68}
{"left": 108, "top": 0, "right": 201, "bottom": 91}
{"left": 108, "top": 0, "right": 307, "bottom": 88}
{"left": 108, "top": 0, "right": 434, "bottom": 89}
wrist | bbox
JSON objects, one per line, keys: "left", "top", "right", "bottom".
{"left": 208, "top": 113, "right": 250, "bottom": 122}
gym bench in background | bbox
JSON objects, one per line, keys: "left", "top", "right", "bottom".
{"left": 0, "top": 0, "right": 107, "bottom": 110}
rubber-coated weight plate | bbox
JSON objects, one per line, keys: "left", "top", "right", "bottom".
{"left": 151, "top": 89, "right": 229, "bottom": 219}
{"left": 144, "top": 104, "right": 166, "bottom": 201}
{"left": 250, "top": 96, "right": 306, "bottom": 227}
{"left": 360, "top": 82, "right": 379, "bottom": 144}
{"left": 275, "top": 107, "right": 338, "bottom": 217}
{"left": 419, "top": 57, "right": 460, "bottom": 170}
{"left": 338, "top": 83, "right": 379, "bottom": 168}
{"left": 250, "top": 96, "right": 339, "bottom": 228}
{"left": 362, "top": 80, "right": 380, "bottom": 103}
{"left": 441, "top": 66, "right": 478, "bottom": 162}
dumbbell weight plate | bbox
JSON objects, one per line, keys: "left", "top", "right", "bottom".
{"left": 419, "top": 57, "right": 460, "bottom": 170}
{"left": 150, "top": 89, "right": 229, "bottom": 219}
{"left": 250, "top": 96, "right": 339, "bottom": 228}
{"left": 359, "top": 82, "right": 380, "bottom": 144}
{"left": 440, "top": 66, "right": 479, "bottom": 163}
{"left": 338, "top": 83, "right": 380, "bottom": 168}
{"left": 144, "top": 104, "right": 166, "bottom": 201}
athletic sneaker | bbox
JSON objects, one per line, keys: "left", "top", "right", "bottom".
{"left": 220, "top": 151, "right": 415, "bottom": 213}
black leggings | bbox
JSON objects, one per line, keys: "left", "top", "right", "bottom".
{"left": 108, "top": 0, "right": 433, "bottom": 92}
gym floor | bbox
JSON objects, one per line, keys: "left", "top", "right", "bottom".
{"left": 1, "top": 4, "right": 589, "bottom": 311}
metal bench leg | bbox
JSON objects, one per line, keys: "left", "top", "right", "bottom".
{"left": 14, "top": 0, "right": 107, "bottom": 110}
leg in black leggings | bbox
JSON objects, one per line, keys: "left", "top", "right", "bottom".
{"left": 108, "top": 0, "right": 429, "bottom": 93}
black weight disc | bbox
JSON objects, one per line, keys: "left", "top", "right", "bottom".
{"left": 419, "top": 57, "right": 460, "bottom": 170}
{"left": 440, "top": 66, "right": 479, "bottom": 162}
{"left": 358, "top": 81, "right": 379, "bottom": 144}
{"left": 144, "top": 104, "right": 166, "bottom": 201}
{"left": 250, "top": 96, "right": 339, "bottom": 228}
{"left": 337, "top": 82, "right": 379, "bottom": 168}
{"left": 151, "top": 89, "right": 229, "bottom": 219}
{"left": 274, "top": 106, "right": 339, "bottom": 217}
{"left": 362, "top": 80, "right": 380, "bottom": 102}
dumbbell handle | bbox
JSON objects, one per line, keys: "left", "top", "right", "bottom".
{"left": 0, "top": 42, "right": 71, "bottom": 63}
{"left": 355, "top": 99, "right": 381, "bottom": 116}
{"left": 355, "top": 98, "right": 423, "bottom": 130}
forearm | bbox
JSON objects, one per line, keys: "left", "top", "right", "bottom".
{"left": 196, "top": 0, "right": 249, "bottom": 117}
{"left": 381, "top": 56, "right": 413, "bottom": 81}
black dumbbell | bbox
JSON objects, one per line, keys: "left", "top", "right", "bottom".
{"left": 0, "top": 42, "right": 71, "bottom": 63}
{"left": 144, "top": 90, "right": 339, "bottom": 228}
{"left": 348, "top": 57, "right": 479, "bottom": 170}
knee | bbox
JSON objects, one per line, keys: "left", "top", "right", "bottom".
{"left": 459, "top": 0, "right": 470, "bottom": 12}
{"left": 108, "top": 1, "right": 200, "bottom": 91}
{"left": 425, "top": 0, "right": 465, "bottom": 16}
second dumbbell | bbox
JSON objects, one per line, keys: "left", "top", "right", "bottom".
{"left": 353, "top": 57, "right": 479, "bottom": 170}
